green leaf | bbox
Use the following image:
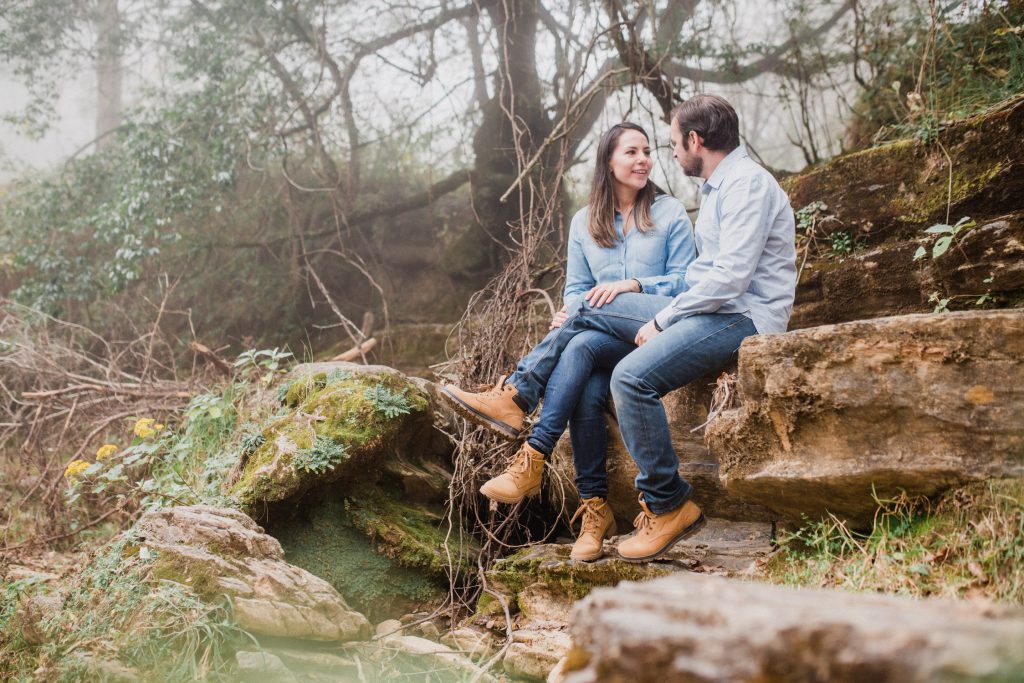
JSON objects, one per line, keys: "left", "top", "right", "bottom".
{"left": 913, "top": 246, "right": 927, "bottom": 261}
{"left": 923, "top": 224, "right": 953, "bottom": 234}
{"left": 932, "top": 235, "right": 953, "bottom": 257}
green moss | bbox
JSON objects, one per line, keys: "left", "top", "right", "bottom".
{"left": 150, "top": 554, "right": 220, "bottom": 602}
{"left": 487, "top": 545, "right": 673, "bottom": 605}
{"left": 273, "top": 497, "right": 445, "bottom": 620}
{"left": 346, "top": 484, "right": 476, "bottom": 579}
{"left": 229, "top": 371, "right": 430, "bottom": 509}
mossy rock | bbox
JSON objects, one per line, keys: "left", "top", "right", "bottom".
{"left": 784, "top": 95, "right": 1024, "bottom": 245}
{"left": 229, "top": 368, "right": 430, "bottom": 511}
{"left": 272, "top": 489, "right": 477, "bottom": 620}
{"left": 484, "top": 544, "right": 676, "bottom": 615}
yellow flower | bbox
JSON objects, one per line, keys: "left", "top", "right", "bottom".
{"left": 64, "top": 460, "right": 91, "bottom": 479}
{"left": 96, "top": 444, "right": 118, "bottom": 461}
{"left": 154, "top": 423, "right": 165, "bottom": 431}
{"left": 133, "top": 418, "right": 156, "bottom": 438}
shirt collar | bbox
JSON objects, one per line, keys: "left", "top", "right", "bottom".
{"left": 702, "top": 146, "right": 748, "bottom": 193}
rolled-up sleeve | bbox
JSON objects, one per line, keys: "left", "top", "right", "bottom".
{"left": 562, "top": 217, "right": 596, "bottom": 311}
{"left": 636, "top": 203, "right": 695, "bottom": 297}
{"left": 654, "top": 175, "right": 773, "bottom": 330}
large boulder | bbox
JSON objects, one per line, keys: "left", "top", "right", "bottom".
{"left": 563, "top": 572, "right": 1024, "bottom": 682}
{"left": 783, "top": 94, "right": 1024, "bottom": 246}
{"left": 136, "top": 505, "right": 371, "bottom": 642}
{"left": 548, "top": 372, "right": 773, "bottom": 530}
{"left": 708, "top": 309, "right": 1024, "bottom": 526}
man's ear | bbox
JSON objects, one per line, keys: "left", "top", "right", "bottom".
{"left": 688, "top": 130, "right": 703, "bottom": 151}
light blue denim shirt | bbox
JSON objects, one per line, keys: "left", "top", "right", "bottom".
{"left": 653, "top": 147, "right": 796, "bottom": 335}
{"left": 563, "top": 193, "right": 696, "bottom": 311}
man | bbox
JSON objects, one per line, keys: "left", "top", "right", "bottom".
{"left": 445, "top": 94, "right": 796, "bottom": 561}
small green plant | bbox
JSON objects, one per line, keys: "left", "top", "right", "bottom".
{"left": 292, "top": 435, "right": 348, "bottom": 474}
{"left": 363, "top": 385, "right": 411, "bottom": 419}
{"left": 233, "top": 347, "right": 293, "bottom": 383}
{"left": 827, "top": 230, "right": 854, "bottom": 257}
{"left": 795, "top": 200, "right": 829, "bottom": 233}
{"left": 766, "top": 482, "right": 1024, "bottom": 603}
{"left": 239, "top": 429, "right": 266, "bottom": 456}
{"left": 913, "top": 216, "right": 975, "bottom": 261}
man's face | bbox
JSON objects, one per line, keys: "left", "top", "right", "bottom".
{"left": 670, "top": 119, "right": 703, "bottom": 178}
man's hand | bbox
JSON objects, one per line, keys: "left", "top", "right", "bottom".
{"left": 584, "top": 279, "right": 641, "bottom": 308}
{"left": 635, "top": 319, "right": 661, "bottom": 346}
{"left": 549, "top": 305, "right": 569, "bottom": 329}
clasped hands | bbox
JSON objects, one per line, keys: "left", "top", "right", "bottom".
{"left": 549, "top": 279, "right": 662, "bottom": 346}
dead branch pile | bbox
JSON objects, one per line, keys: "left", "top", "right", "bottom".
{"left": 0, "top": 300, "right": 217, "bottom": 554}
{"left": 434, "top": 32, "right": 618, "bottom": 618}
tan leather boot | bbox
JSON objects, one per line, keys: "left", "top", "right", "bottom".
{"left": 570, "top": 497, "right": 617, "bottom": 562}
{"left": 616, "top": 494, "right": 706, "bottom": 563}
{"left": 440, "top": 375, "right": 525, "bottom": 439}
{"left": 479, "top": 443, "right": 544, "bottom": 504}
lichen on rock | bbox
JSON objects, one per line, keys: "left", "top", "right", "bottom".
{"left": 228, "top": 366, "right": 430, "bottom": 511}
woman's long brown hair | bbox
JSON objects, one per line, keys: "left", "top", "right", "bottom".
{"left": 586, "top": 122, "right": 660, "bottom": 248}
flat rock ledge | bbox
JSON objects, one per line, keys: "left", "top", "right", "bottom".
{"left": 709, "top": 309, "right": 1024, "bottom": 526}
{"left": 135, "top": 505, "right": 371, "bottom": 642}
{"left": 563, "top": 573, "right": 1024, "bottom": 683}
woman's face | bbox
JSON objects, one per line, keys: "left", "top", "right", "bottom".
{"left": 608, "top": 129, "right": 652, "bottom": 196}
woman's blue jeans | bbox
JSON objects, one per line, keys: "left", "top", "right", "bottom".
{"left": 508, "top": 293, "right": 757, "bottom": 514}
{"left": 524, "top": 331, "right": 633, "bottom": 499}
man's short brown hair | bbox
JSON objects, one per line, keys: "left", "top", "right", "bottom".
{"left": 672, "top": 94, "right": 740, "bottom": 152}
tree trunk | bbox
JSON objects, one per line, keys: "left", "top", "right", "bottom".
{"left": 94, "top": 0, "right": 122, "bottom": 150}
{"left": 449, "top": 0, "right": 555, "bottom": 282}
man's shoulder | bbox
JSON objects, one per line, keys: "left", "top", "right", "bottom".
{"left": 722, "top": 156, "right": 785, "bottom": 195}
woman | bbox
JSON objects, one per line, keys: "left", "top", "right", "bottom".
{"left": 442, "top": 122, "right": 695, "bottom": 561}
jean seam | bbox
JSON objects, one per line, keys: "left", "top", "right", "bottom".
{"left": 581, "top": 308, "right": 651, "bottom": 324}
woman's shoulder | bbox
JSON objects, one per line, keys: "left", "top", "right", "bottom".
{"left": 569, "top": 205, "right": 591, "bottom": 235}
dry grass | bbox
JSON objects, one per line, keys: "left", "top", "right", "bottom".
{"left": 766, "top": 480, "right": 1024, "bottom": 604}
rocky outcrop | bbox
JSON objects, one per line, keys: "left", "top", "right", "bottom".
{"left": 548, "top": 371, "right": 773, "bottom": 530}
{"left": 563, "top": 572, "right": 1024, "bottom": 682}
{"left": 136, "top": 505, "right": 372, "bottom": 642}
{"left": 227, "top": 363, "right": 439, "bottom": 512}
{"left": 783, "top": 94, "right": 1024, "bottom": 245}
{"left": 791, "top": 211, "right": 1024, "bottom": 329}
{"left": 708, "top": 309, "right": 1024, "bottom": 526}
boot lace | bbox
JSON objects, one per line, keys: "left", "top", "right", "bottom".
{"left": 571, "top": 499, "right": 604, "bottom": 535}
{"left": 505, "top": 446, "right": 539, "bottom": 476}
{"left": 476, "top": 374, "right": 514, "bottom": 398}
{"left": 632, "top": 500, "right": 655, "bottom": 536}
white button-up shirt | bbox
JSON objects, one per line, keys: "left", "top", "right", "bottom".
{"left": 653, "top": 147, "right": 796, "bottom": 335}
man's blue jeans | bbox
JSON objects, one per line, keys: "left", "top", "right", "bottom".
{"left": 508, "top": 293, "right": 757, "bottom": 514}
{"left": 524, "top": 331, "right": 633, "bottom": 499}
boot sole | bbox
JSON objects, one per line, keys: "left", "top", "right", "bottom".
{"left": 480, "top": 484, "right": 541, "bottom": 505}
{"left": 616, "top": 513, "right": 707, "bottom": 563}
{"left": 440, "top": 387, "right": 522, "bottom": 439}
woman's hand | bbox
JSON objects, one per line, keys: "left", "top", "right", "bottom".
{"left": 550, "top": 305, "right": 569, "bottom": 329}
{"left": 584, "top": 279, "right": 640, "bottom": 308}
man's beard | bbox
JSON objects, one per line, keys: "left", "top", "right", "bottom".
{"left": 683, "top": 154, "right": 703, "bottom": 178}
